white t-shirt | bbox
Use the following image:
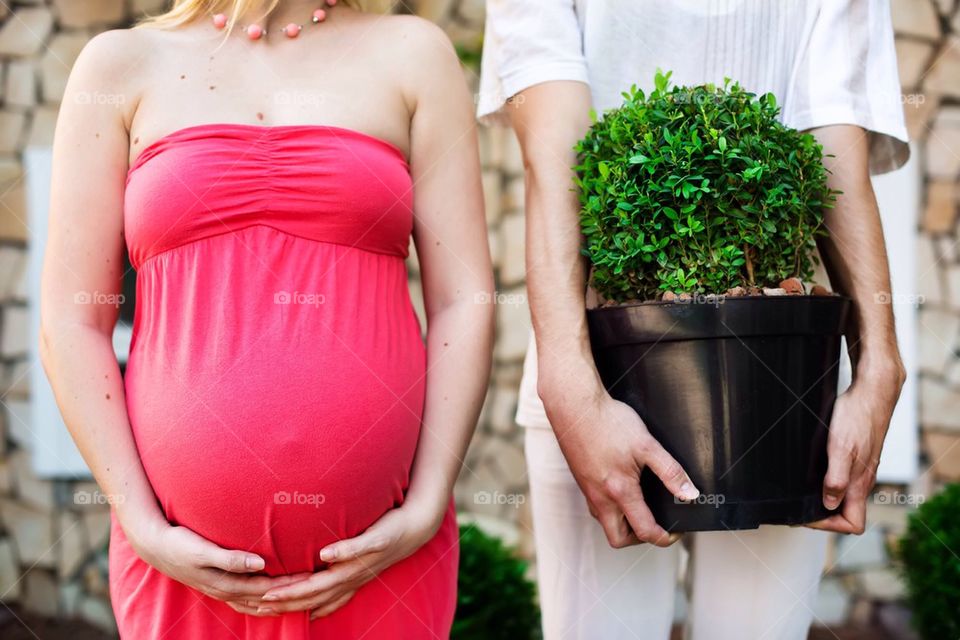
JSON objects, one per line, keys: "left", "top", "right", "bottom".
{"left": 477, "top": 0, "right": 910, "bottom": 429}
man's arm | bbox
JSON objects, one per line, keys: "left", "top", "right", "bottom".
{"left": 509, "top": 81, "right": 699, "bottom": 548}
{"left": 807, "top": 124, "right": 907, "bottom": 534}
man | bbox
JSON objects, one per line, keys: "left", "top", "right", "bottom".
{"left": 477, "top": 1, "right": 908, "bottom": 638}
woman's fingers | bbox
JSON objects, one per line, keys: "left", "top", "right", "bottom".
{"left": 310, "top": 591, "right": 356, "bottom": 620}
{"left": 202, "top": 546, "right": 266, "bottom": 573}
{"left": 226, "top": 600, "right": 278, "bottom": 616}
{"left": 319, "top": 517, "right": 397, "bottom": 562}
{"left": 262, "top": 568, "right": 347, "bottom": 602}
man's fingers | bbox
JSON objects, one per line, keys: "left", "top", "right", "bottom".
{"left": 616, "top": 484, "right": 676, "bottom": 548}
{"left": 594, "top": 497, "right": 640, "bottom": 548}
{"left": 640, "top": 438, "right": 699, "bottom": 502}
{"left": 822, "top": 443, "right": 853, "bottom": 510}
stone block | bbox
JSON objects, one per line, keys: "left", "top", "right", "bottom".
{"left": 924, "top": 430, "right": 960, "bottom": 480}
{"left": 27, "top": 105, "right": 58, "bottom": 147}
{"left": 0, "top": 7, "right": 54, "bottom": 57}
{"left": 891, "top": 0, "right": 942, "bottom": 39}
{"left": 918, "top": 307, "right": 960, "bottom": 373}
{"left": 5, "top": 399, "right": 32, "bottom": 450}
{"left": 481, "top": 169, "right": 501, "bottom": 225}
{"left": 499, "top": 211, "right": 526, "bottom": 285}
{"left": 925, "top": 127, "right": 960, "bottom": 180}
{"left": 0, "top": 110, "right": 26, "bottom": 154}
{"left": 5, "top": 59, "right": 37, "bottom": 109}
{"left": 40, "top": 33, "right": 89, "bottom": 103}
{"left": 11, "top": 448, "right": 55, "bottom": 510}
{"left": 916, "top": 237, "right": 942, "bottom": 305}
{"left": 0, "top": 245, "right": 26, "bottom": 300}
{"left": 920, "top": 378, "right": 960, "bottom": 431}
{"left": 53, "top": 0, "right": 126, "bottom": 28}
{"left": 3, "top": 358, "right": 31, "bottom": 400}
{"left": 488, "top": 385, "right": 519, "bottom": 434}
{"left": 0, "top": 537, "right": 21, "bottom": 602}
{"left": 58, "top": 511, "right": 86, "bottom": 579}
{"left": 0, "top": 497, "right": 55, "bottom": 568}
{"left": 494, "top": 286, "right": 530, "bottom": 362}
{"left": 1, "top": 303, "right": 29, "bottom": 359}
{"left": 925, "top": 37, "right": 960, "bottom": 97}
{"left": 132, "top": 0, "right": 168, "bottom": 17}
{"left": 0, "top": 179, "right": 27, "bottom": 242}
{"left": 896, "top": 39, "right": 934, "bottom": 88}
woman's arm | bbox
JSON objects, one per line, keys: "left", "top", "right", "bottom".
{"left": 41, "top": 30, "right": 303, "bottom": 607}
{"left": 260, "top": 18, "right": 494, "bottom": 617}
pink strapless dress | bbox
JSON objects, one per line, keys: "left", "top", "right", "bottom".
{"left": 113, "top": 122, "right": 458, "bottom": 639}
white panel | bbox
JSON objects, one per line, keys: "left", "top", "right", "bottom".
{"left": 25, "top": 147, "right": 91, "bottom": 477}
{"left": 872, "top": 145, "right": 920, "bottom": 483}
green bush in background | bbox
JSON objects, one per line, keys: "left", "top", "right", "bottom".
{"left": 453, "top": 524, "right": 541, "bottom": 640}
{"left": 898, "top": 483, "right": 960, "bottom": 640}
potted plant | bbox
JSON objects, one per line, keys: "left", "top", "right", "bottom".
{"left": 576, "top": 71, "right": 851, "bottom": 531}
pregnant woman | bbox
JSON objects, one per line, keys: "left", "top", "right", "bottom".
{"left": 39, "top": 1, "right": 494, "bottom": 637}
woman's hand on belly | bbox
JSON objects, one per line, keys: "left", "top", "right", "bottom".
{"left": 256, "top": 502, "right": 442, "bottom": 618}
{"left": 133, "top": 522, "right": 312, "bottom": 610}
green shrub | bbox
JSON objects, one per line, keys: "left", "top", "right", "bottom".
{"left": 453, "top": 524, "right": 541, "bottom": 640}
{"left": 898, "top": 483, "right": 960, "bottom": 640}
{"left": 575, "top": 70, "right": 839, "bottom": 302}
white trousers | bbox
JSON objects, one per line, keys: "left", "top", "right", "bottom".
{"left": 524, "top": 426, "right": 830, "bottom": 640}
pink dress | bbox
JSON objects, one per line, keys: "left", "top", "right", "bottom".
{"left": 113, "top": 122, "right": 458, "bottom": 639}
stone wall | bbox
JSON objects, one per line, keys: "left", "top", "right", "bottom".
{"left": 0, "top": 0, "right": 956, "bottom": 636}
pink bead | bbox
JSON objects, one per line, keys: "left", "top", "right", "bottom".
{"left": 284, "top": 23, "right": 301, "bottom": 38}
{"left": 326, "top": 0, "right": 337, "bottom": 6}
{"left": 246, "top": 24, "right": 264, "bottom": 40}
{"left": 312, "top": 8, "right": 327, "bottom": 22}
{"left": 212, "top": 13, "right": 228, "bottom": 29}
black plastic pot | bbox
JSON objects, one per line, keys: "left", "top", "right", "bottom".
{"left": 587, "top": 295, "right": 851, "bottom": 532}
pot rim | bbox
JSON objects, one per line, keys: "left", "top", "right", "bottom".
{"left": 587, "top": 295, "right": 853, "bottom": 346}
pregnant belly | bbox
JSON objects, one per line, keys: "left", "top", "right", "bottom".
{"left": 125, "top": 338, "right": 425, "bottom": 576}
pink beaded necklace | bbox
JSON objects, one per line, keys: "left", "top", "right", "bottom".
{"left": 212, "top": 0, "right": 338, "bottom": 41}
